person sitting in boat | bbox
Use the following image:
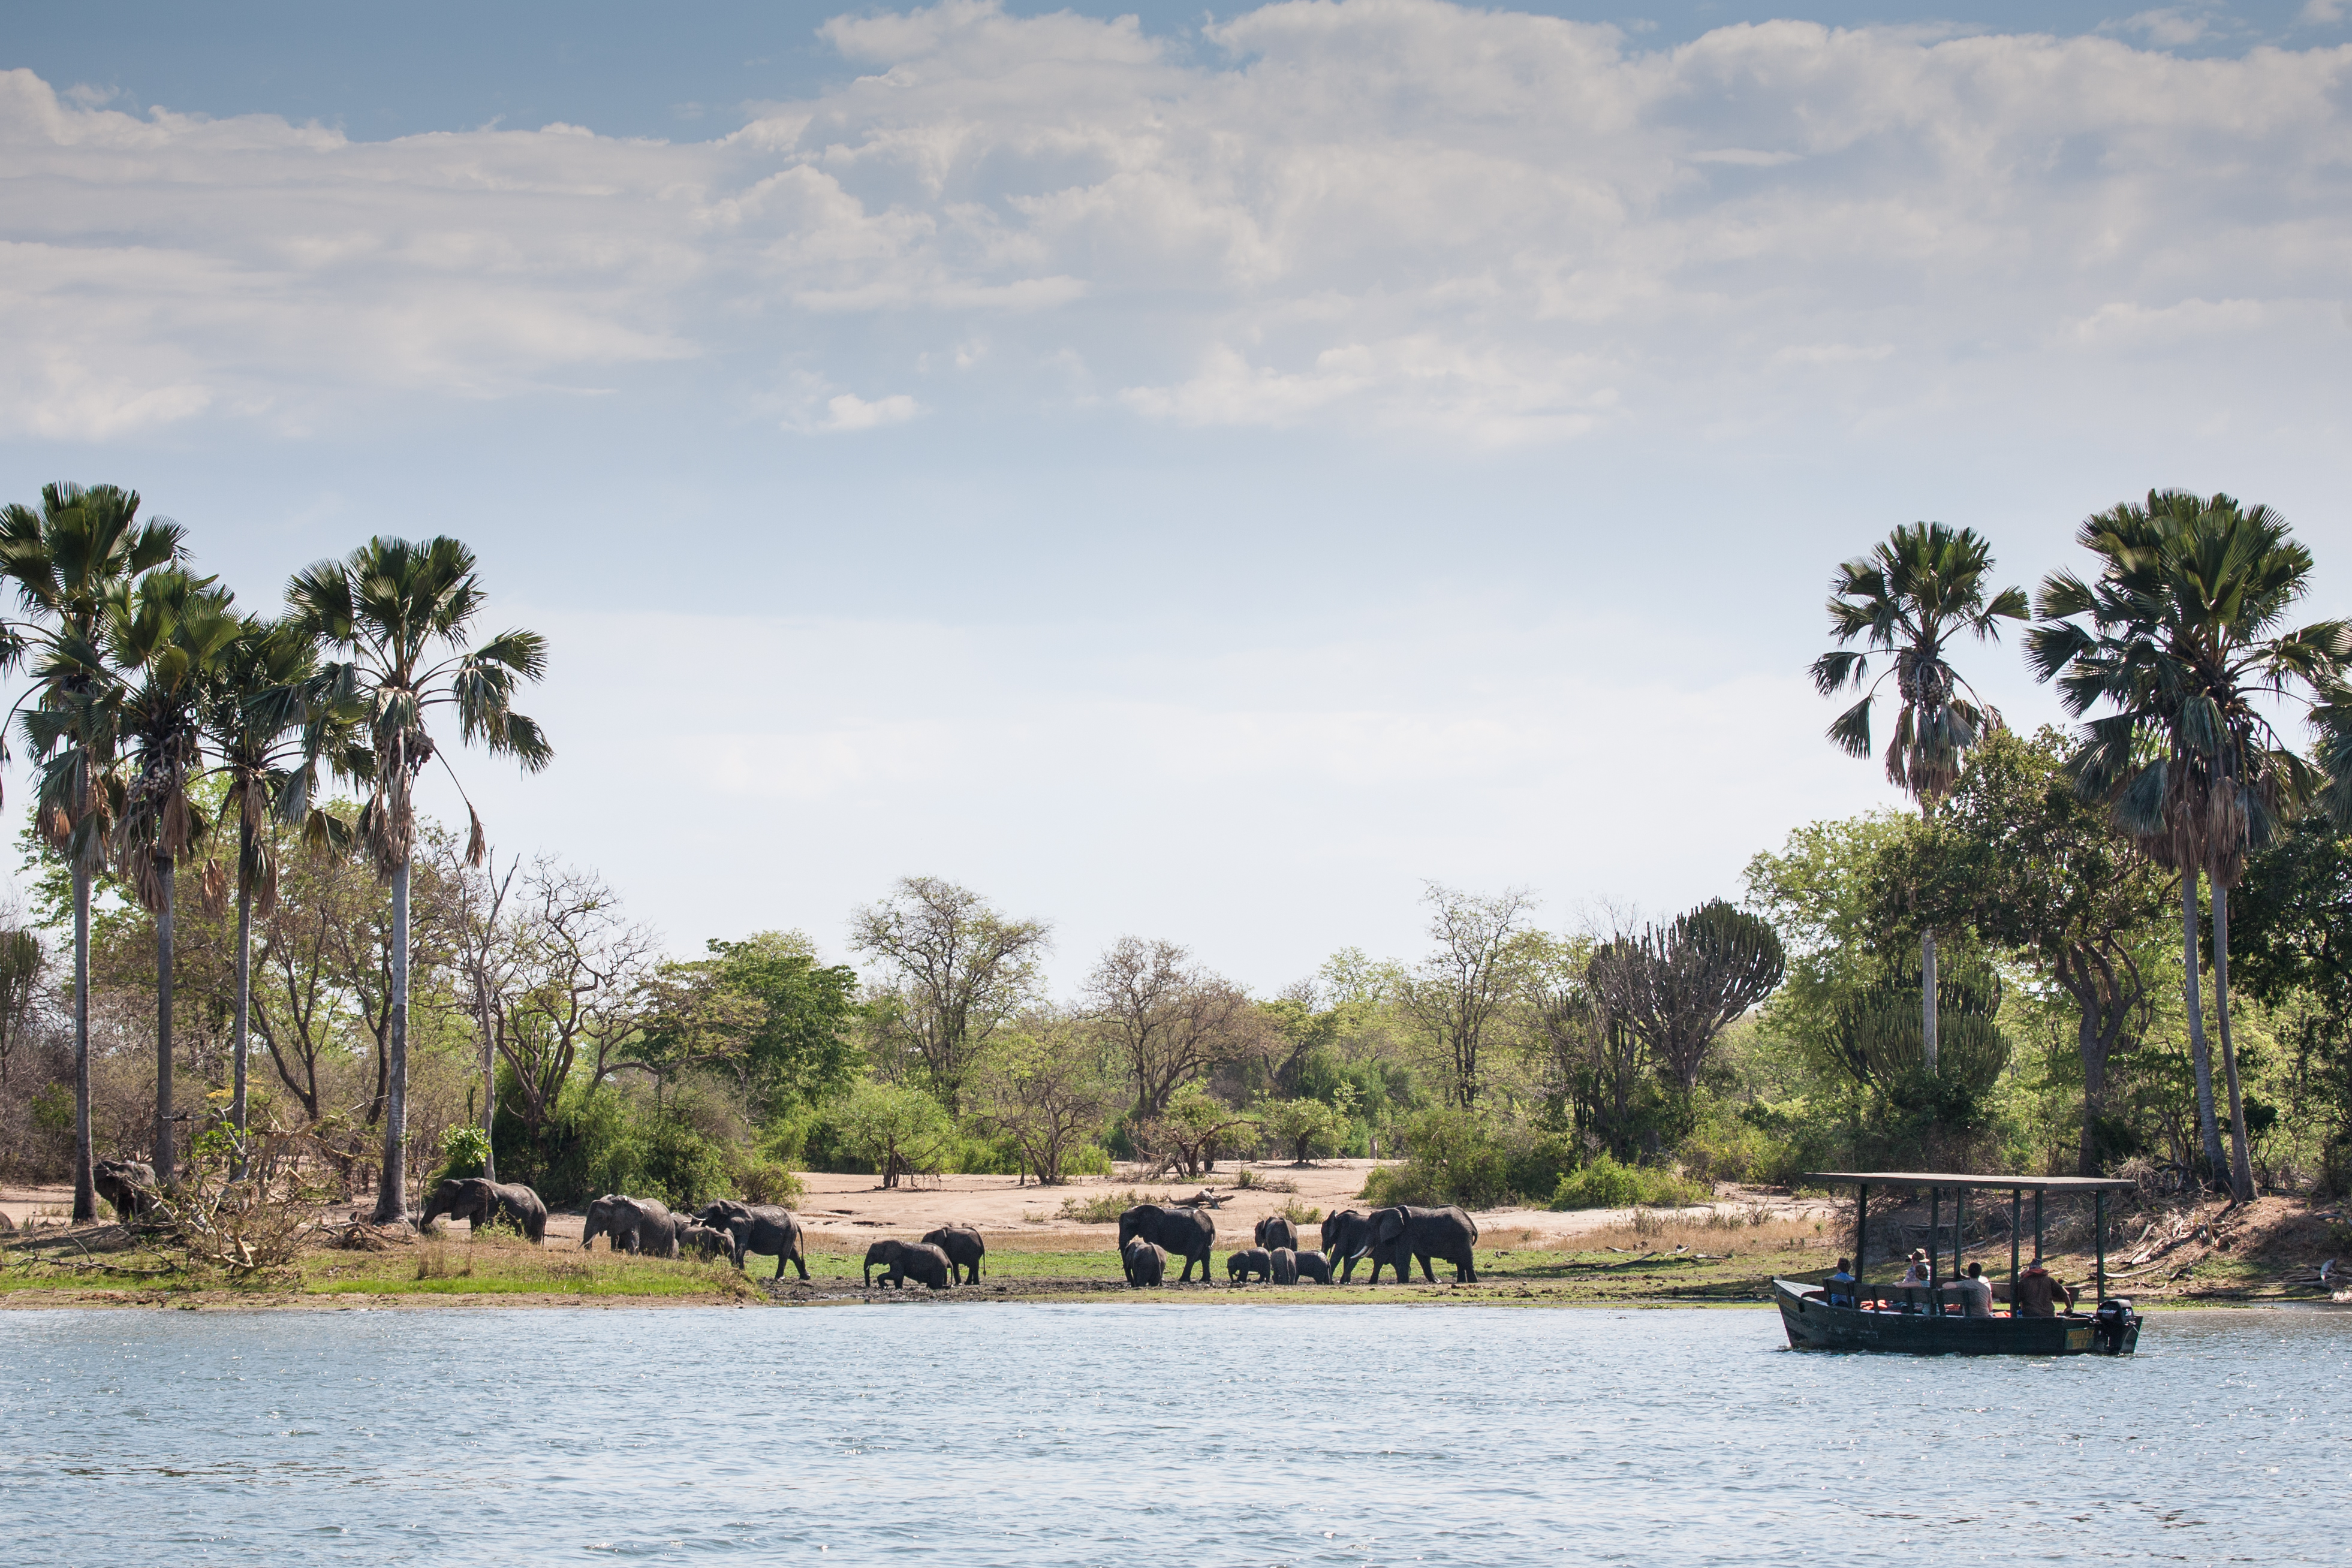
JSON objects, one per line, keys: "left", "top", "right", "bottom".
{"left": 1951, "top": 1261, "right": 1994, "bottom": 1318}
{"left": 2016, "top": 1256, "right": 2078, "bottom": 1318}
{"left": 1825, "top": 1258, "right": 1856, "bottom": 1308}
{"left": 1896, "top": 1249, "right": 1929, "bottom": 1286}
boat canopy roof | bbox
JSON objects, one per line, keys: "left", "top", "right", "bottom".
{"left": 1803, "top": 1171, "right": 2134, "bottom": 1193}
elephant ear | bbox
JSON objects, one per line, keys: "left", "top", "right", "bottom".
{"left": 1373, "top": 1208, "right": 1406, "bottom": 1243}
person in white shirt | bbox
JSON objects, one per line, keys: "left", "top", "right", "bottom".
{"left": 1952, "top": 1261, "right": 1995, "bottom": 1317}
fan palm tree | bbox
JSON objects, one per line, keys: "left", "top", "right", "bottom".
{"left": 287, "top": 537, "right": 549, "bottom": 1225}
{"left": 1811, "top": 522, "right": 2028, "bottom": 1074}
{"left": 198, "top": 616, "right": 362, "bottom": 1174}
{"left": 107, "top": 567, "right": 243, "bottom": 1183}
{"left": 2028, "top": 490, "right": 2352, "bottom": 1200}
{"left": 0, "top": 484, "right": 183, "bottom": 1219}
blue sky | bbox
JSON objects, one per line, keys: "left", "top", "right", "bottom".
{"left": 5, "top": 0, "right": 2350, "bottom": 990}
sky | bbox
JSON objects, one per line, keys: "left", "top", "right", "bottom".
{"left": 4, "top": 0, "right": 2350, "bottom": 992}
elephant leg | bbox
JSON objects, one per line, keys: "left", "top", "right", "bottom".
{"left": 793, "top": 1250, "right": 810, "bottom": 1281}
{"left": 1419, "top": 1253, "right": 1438, "bottom": 1284}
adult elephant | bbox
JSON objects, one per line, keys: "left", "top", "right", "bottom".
{"left": 582, "top": 1194, "right": 671, "bottom": 1255}
{"left": 1321, "top": 1208, "right": 1411, "bottom": 1283}
{"left": 420, "top": 1177, "right": 548, "bottom": 1243}
{"left": 699, "top": 1199, "right": 811, "bottom": 1281}
{"left": 92, "top": 1160, "right": 158, "bottom": 1221}
{"left": 922, "top": 1225, "right": 986, "bottom": 1284}
{"left": 1254, "top": 1214, "right": 1299, "bottom": 1252}
{"left": 1375, "top": 1204, "right": 1480, "bottom": 1283}
{"left": 1118, "top": 1204, "right": 1216, "bottom": 1283}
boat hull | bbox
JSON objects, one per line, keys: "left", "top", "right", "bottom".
{"left": 1772, "top": 1278, "right": 2138, "bottom": 1356}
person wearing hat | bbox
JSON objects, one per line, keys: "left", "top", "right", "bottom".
{"left": 1893, "top": 1248, "right": 1931, "bottom": 1311}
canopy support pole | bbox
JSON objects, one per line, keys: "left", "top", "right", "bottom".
{"left": 1956, "top": 1187, "right": 1967, "bottom": 1288}
{"left": 2009, "top": 1188, "right": 2021, "bottom": 1319}
{"left": 1856, "top": 1183, "right": 1868, "bottom": 1277}
{"left": 1928, "top": 1187, "right": 1940, "bottom": 1313}
{"left": 2034, "top": 1188, "right": 2044, "bottom": 1265}
{"left": 2095, "top": 1189, "right": 2106, "bottom": 1306}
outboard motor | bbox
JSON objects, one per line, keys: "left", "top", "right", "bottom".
{"left": 2092, "top": 1296, "right": 2138, "bottom": 1356}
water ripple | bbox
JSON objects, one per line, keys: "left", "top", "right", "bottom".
{"left": 0, "top": 1305, "right": 2343, "bottom": 1564}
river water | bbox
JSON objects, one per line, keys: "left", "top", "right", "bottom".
{"left": 0, "top": 1304, "right": 2342, "bottom": 1565}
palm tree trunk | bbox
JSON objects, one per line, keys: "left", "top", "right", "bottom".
{"left": 1920, "top": 928, "right": 1940, "bottom": 1077}
{"left": 154, "top": 855, "right": 174, "bottom": 1183}
{"left": 231, "top": 830, "right": 252, "bottom": 1181}
{"left": 71, "top": 861, "right": 95, "bottom": 1222}
{"left": 2211, "top": 883, "right": 2257, "bottom": 1202}
{"left": 2181, "top": 869, "right": 2227, "bottom": 1184}
{"left": 372, "top": 857, "right": 411, "bottom": 1224}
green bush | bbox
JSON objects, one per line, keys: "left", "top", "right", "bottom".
{"left": 433, "top": 1125, "right": 491, "bottom": 1184}
{"left": 729, "top": 1156, "right": 806, "bottom": 1207}
{"left": 639, "top": 1118, "right": 730, "bottom": 1211}
{"left": 1550, "top": 1154, "right": 1712, "bottom": 1210}
{"left": 1359, "top": 1108, "right": 1577, "bottom": 1210}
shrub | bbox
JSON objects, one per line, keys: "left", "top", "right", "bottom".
{"left": 1055, "top": 1188, "right": 1179, "bottom": 1223}
{"left": 1550, "top": 1154, "right": 1712, "bottom": 1211}
{"left": 639, "top": 1119, "right": 730, "bottom": 1211}
{"left": 434, "top": 1125, "right": 491, "bottom": 1184}
{"left": 730, "top": 1157, "right": 806, "bottom": 1208}
{"left": 1360, "top": 1108, "right": 1578, "bottom": 1210}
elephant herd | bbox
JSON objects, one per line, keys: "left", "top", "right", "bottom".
{"left": 422, "top": 1177, "right": 986, "bottom": 1292}
{"left": 414, "top": 1178, "right": 1480, "bottom": 1295}
{"left": 1117, "top": 1203, "right": 1481, "bottom": 1289}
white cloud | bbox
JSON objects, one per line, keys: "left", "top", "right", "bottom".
{"left": 3, "top": 7, "right": 2350, "bottom": 443}
{"left": 814, "top": 390, "right": 923, "bottom": 430}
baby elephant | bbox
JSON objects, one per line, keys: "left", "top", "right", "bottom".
{"left": 1270, "top": 1247, "right": 1299, "bottom": 1284}
{"left": 1122, "top": 1237, "right": 1166, "bottom": 1287}
{"left": 679, "top": 1222, "right": 733, "bottom": 1261}
{"left": 1227, "top": 1247, "right": 1272, "bottom": 1283}
{"left": 865, "top": 1238, "right": 954, "bottom": 1290}
{"left": 1292, "top": 1249, "right": 1333, "bottom": 1284}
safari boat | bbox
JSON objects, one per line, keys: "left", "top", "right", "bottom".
{"left": 1775, "top": 1171, "right": 2141, "bottom": 1357}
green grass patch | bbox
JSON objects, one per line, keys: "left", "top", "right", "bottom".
{"left": 303, "top": 1240, "right": 760, "bottom": 1300}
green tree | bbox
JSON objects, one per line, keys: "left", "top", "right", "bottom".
{"left": 851, "top": 876, "right": 1050, "bottom": 1113}
{"left": 1395, "top": 883, "right": 1542, "bottom": 1108}
{"left": 835, "top": 1078, "right": 953, "bottom": 1187}
{"left": 1259, "top": 1094, "right": 1345, "bottom": 1165}
{"left": 200, "top": 616, "right": 358, "bottom": 1173}
{"left": 2029, "top": 490, "right": 2352, "bottom": 1199}
{"left": 0, "top": 483, "right": 185, "bottom": 1217}
{"left": 2230, "top": 815, "right": 2352, "bottom": 1195}
{"left": 288, "top": 537, "right": 550, "bottom": 1223}
{"left": 1892, "top": 729, "right": 2175, "bottom": 1174}
{"left": 107, "top": 566, "right": 242, "bottom": 1181}
{"left": 1586, "top": 899, "right": 1784, "bottom": 1134}
{"left": 970, "top": 1013, "right": 1117, "bottom": 1184}
{"left": 703, "top": 932, "right": 862, "bottom": 1114}
{"left": 1810, "top": 521, "right": 2028, "bottom": 1075}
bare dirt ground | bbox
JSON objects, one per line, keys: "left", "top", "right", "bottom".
{"left": 4, "top": 1160, "right": 1838, "bottom": 1252}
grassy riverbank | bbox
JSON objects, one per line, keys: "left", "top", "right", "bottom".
{"left": 3, "top": 1194, "right": 2337, "bottom": 1309}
